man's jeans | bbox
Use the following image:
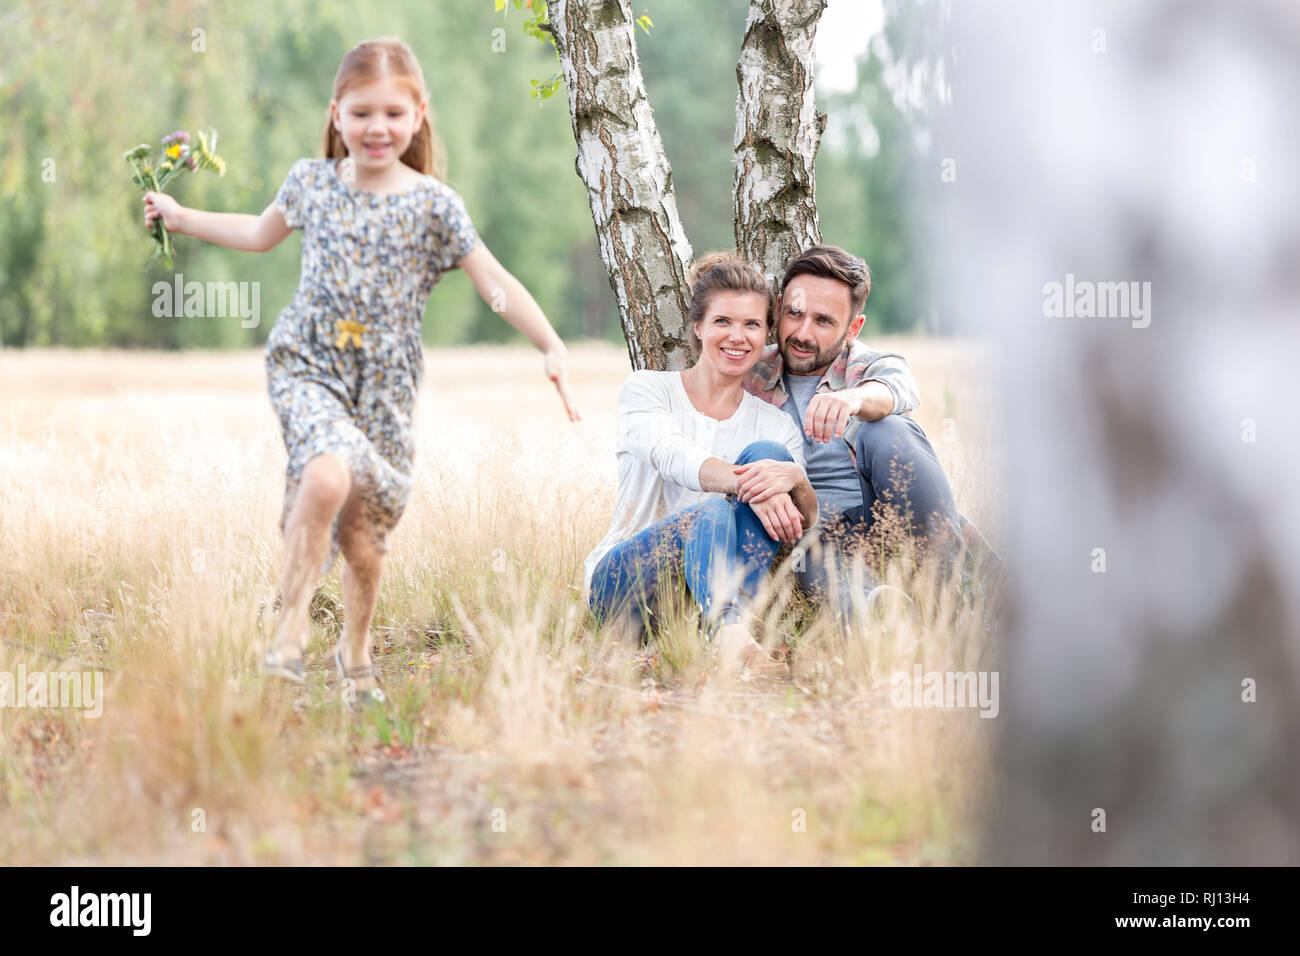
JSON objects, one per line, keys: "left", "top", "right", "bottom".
{"left": 793, "top": 414, "right": 964, "bottom": 619}
{"left": 588, "top": 440, "right": 793, "bottom": 641}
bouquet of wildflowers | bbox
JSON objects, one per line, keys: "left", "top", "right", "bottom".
{"left": 124, "top": 128, "right": 227, "bottom": 267}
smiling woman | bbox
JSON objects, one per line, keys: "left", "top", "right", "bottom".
{"left": 585, "top": 252, "right": 820, "bottom": 676}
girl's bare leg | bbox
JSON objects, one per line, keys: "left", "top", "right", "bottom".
{"left": 336, "top": 488, "right": 385, "bottom": 681}
{"left": 269, "top": 453, "right": 351, "bottom": 663}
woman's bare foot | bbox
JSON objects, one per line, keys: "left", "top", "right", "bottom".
{"left": 738, "top": 639, "right": 790, "bottom": 676}
{"left": 716, "top": 621, "right": 790, "bottom": 678}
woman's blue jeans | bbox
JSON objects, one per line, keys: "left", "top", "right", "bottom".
{"left": 588, "top": 440, "right": 794, "bottom": 641}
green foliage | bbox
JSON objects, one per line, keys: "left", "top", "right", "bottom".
{"left": 816, "top": 0, "right": 951, "bottom": 336}
{"left": 494, "top": 0, "right": 562, "bottom": 100}
{"left": 499, "top": 0, "right": 555, "bottom": 44}
{"left": 632, "top": 0, "right": 749, "bottom": 257}
{"left": 0, "top": 0, "right": 597, "bottom": 348}
{"left": 529, "top": 74, "right": 564, "bottom": 102}
{"left": 0, "top": 0, "right": 940, "bottom": 348}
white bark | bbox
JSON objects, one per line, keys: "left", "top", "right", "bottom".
{"left": 733, "top": 0, "right": 826, "bottom": 284}
{"left": 545, "top": 0, "right": 695, "bottom": 371}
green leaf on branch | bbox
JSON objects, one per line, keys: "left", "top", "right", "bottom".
{"left": 493, "top": 0, "right": 561, "bottom": 98}
{"left": 529, "top": 73, "right": 563, "bottom": 102}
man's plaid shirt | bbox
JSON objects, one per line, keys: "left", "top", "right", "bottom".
{"left": 742, "top": 338, "right": 920, "bottom": 453}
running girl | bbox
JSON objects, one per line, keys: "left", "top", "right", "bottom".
{"left": 143, "top": 37, "right": 581, "bottom": 706}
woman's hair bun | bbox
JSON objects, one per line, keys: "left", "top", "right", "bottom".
{"left": 687, "top": 250, "right": 750, "bottom": 289}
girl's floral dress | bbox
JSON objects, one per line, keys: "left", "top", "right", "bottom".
{"left": 268, "top": 157, "right": 480, "bottom": 576}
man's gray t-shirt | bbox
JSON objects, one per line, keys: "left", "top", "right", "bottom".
{"left": 782, "top": 372, "right": 864, "bottom": 519}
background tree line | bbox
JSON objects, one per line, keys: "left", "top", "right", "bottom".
{"left": 0, "top": 0, "right": 942, "bottom": 350}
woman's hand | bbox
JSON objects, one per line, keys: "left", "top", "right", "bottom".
{"left": 142, "top": 191, "right": 185, "bottom": 234}
{"left": 733, "top": 459, "right": 799, "bottom": 505}
{"left": 749, "top": 491, "right": 804, "bottom": 544}
{"left": 544, "top": 345, "right": 582, "bottom": 422}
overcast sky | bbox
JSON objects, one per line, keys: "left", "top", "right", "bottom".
{"left": 815, "top": 0, "right": 883, "bottom": 93}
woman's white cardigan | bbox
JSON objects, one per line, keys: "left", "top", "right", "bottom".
{"left": 583, "top": 369, "right": 806, "bottom": 600}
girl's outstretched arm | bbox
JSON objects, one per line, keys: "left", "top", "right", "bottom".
{"left": 142, "top": 193, "right": 293, "bottom": 253}
{"left": 459, "top": 244, "right": 582, "bottom": 422}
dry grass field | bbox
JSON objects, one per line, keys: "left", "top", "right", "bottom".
{"left": 0, "top": 338, "right": 1001, "bottom": 865}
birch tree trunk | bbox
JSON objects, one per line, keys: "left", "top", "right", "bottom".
{"left": 733, "top": 0, "right": 826, "bottom": 283}
{"left": 545, "top": 0, "right": 695, "bottom": 371}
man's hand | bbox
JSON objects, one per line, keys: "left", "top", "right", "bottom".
{"left": 733, "top": 459, "right": 800, "bottom": 505}
{"left": 803, "top": 389, "right": 863, "bottom": 443}
{"left": 749, "top": 491, "right": 804, "bottom": 544}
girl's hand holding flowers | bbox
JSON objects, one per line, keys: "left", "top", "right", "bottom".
{"left": 124, "top": 128, "right": 227, "bottom": 267}
{"left": 142, "top": 191, "right": 183, "bottom": 233}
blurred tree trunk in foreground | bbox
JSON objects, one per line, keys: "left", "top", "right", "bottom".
{"left": 939, "top": 0, "right": 1300, "bottom": 864}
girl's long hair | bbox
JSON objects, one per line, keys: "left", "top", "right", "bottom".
{"left": 321, "top": 37, "right": 445, "bottom": 179}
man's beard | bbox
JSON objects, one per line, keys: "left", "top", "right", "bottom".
{"left": 780, "top": 330, "right": 847, "bottom": 374}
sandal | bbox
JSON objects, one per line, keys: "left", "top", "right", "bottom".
{"left": 260, "top": 642, "right": 305, "bottom": 683}
{"left": 334, "top": 645, "right": 387, "bottom": 711}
